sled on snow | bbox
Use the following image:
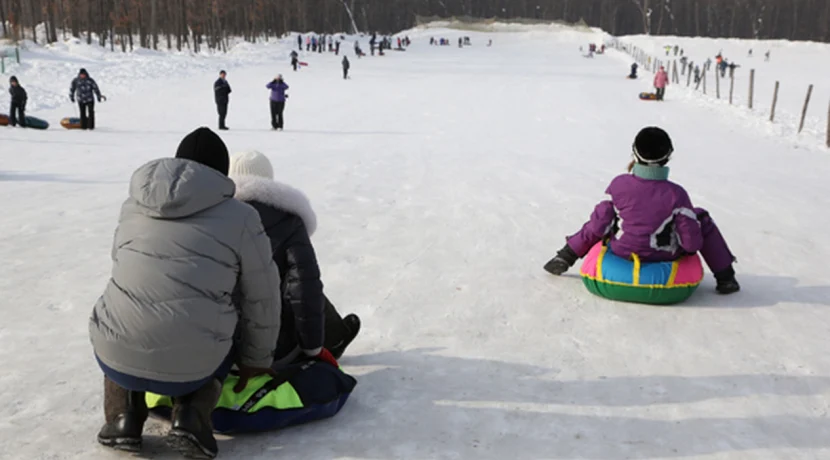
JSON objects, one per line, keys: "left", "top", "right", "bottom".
{"left": 0, "top": 114, "right": 49, "bottom": 129}
{"left": 61, "top": 117, "right": 83, "bottom": 129}
{"left": 299, "top": 61, "right": 309, "bottom": 67}
{"left": 639, "top": 92, "right": 659, "bottom": 100}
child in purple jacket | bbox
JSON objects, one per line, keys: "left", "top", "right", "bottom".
{"left": 545, "top": 127, "right": 740, "bottom": 294}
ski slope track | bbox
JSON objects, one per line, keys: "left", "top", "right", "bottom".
{"left": 2, "top": 24, "right": 830, "bottom": 460}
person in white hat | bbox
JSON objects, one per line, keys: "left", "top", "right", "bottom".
{"left": 229, "top": 151, "right": 361, "bottom": 367}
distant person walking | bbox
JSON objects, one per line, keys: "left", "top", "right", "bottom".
{"left": 290, "top": 50, "right": 299, "bottom": 71}
{"left": 69, "top": 68, "right": 104, "bottom": 130}
{"left": 213, "top": 70, "right": 231, "bottom": 130}
{"left": 297, "top": 35, "right": 303, "bottom": 51}
{"left": 653, "top": 66, "right": 668, "bottom": 101}
{"left": 8, "top": 76, "right": 27, "bottom": 128}
{"left": 266, "top": 74, "right": 288, "bottom": 131}
{"left": 342, "top": 56, "right": 350, "bottom": 80}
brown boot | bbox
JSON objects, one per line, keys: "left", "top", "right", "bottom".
{"left": 166, "top": 379, "right": 222, "bottom": 459}
{"left": 97, "top": 376, "right": 148, "bottom": 452}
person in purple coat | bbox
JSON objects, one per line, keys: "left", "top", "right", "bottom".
{"left": 545, "top": 127, "right": 740, "bottom": 294}
{"left": 266, "top": 75, "right": 288, "bottom": 130}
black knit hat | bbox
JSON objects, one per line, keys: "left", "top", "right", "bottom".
{"left": 633, "top": 127, "right": 674, "bottom": 165}
{"left": 9, "top": 76, "right": 18, "bottom": 84}
{"left": 79, "top": 68, "right": 88, "bottom": 76}
{"left": 175, "top": 127, "right": 230, "bottom": 176}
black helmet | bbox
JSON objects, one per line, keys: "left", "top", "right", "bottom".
{"left": 633, "top": 127, "right": 674, "bottom": 165}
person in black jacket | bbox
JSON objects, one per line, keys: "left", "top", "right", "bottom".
{"left": 69, "top": 68, "right": 105, "bottom": 130}
{"left": 229, "top": 151, "right": 360, "bottom": 367}
{"left": 342, "top": 56, "right": 350, "bottom": 80}
{"left": 213, "top": 70, "right": 231, "bottom": 130}
{"left": 8, "top": 76, "right": 27, "bottom": 128}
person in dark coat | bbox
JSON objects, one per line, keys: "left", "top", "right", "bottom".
{"left": 342, "top": 56, "right": 350, "bottom": 80}
{"left": 297, "top": 34, "right": 303, "bottom": 51}
{"left": 8, "top": 76, "right": 27, "bottom": 128}
{"left": 229, "top": 151, "right": 361, "bottom": 367}
{"left": 213, "top": 70, "right": 231, "bottom": 130}
{"left": 69, "top": 68, "right": 104, "bottom": 130}
{"left": 290, "top": 51, "right": 299, "bottom": 71}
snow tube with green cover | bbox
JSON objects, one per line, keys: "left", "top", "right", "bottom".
{"left": 146, "top": 360, "right": 357, "bottom": 434}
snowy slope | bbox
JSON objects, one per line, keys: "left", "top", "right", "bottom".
{"left": 2, "top": 25, "right": 830, "bottom": 459}
{"left": 615, "top": 34, "right": 830, "bottom": 148}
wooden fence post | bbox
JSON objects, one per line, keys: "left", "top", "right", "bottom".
{"left": 826, "top": 99, "right": 830, "bottom": 147}
{"left": 729, "top": 73, "right": 735, "bottom": 104}
{"left": 715, "top": 67, "right": 720, "bottom": 99}
{"left": 749, "top": 69, "right": 755, "bottom": 109}
{"left": 703, "top": 68, "right": 707, "bottom": 94}
{"left": 798, "top": 84, "right": 814, "bottom": 133}
{"left": 770, "top": 81, "right": 780, "bottom": 122}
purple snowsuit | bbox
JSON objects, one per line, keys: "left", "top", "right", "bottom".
{"left": 566, "top": 167, "right": 734, "bottom": 273}
{"left": 267, "top": 81, "right": 288, "bottom": 102}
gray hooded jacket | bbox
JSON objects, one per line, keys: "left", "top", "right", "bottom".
{"left": 89, "top": 158, "right": 281, "bottom": 382}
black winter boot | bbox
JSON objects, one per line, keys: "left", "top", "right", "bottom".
{"left": 715, "top": 266, "right": 740, "bottom": 295}
{"left": 330, "top": 314, "right": 361, "bottom": 360}
{"left": 544, "top": 245, "right": 579, "bottom": 276}
{"left": 166, "top": 379, "right": 222, "bottom": 459}
{"left": 97, "top": 376, "right": 148, "bottom": 452}
{"left": 323, "top": 295, "right": 361, "bottom": 360}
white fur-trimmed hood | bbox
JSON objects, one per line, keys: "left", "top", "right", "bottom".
{"left": 232, "top": 175, "right": 317, "bottom": 236}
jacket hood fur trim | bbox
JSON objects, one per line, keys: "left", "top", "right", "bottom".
{"left": 232, "top": 175, "right": 317, "bottom": 236}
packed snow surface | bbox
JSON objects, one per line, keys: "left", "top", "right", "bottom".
{"left": 2, "top": 25, "right": 830, "bottom": 459}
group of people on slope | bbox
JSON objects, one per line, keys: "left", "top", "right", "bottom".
{"left": 89, "top": 127, "right": 360, "bottom": 458}
{"left": 7, "top": 68, "right": 105, "bottom": 129}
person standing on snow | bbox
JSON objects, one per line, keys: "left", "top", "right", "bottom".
{"left": 8, "top": 76, "right": 27, "bottom": 128}
{"left": 69, "top": 68, "right": 105, "bottom": 130}
{"left": 335, "top": 40, "right": 341, "bottom": 56}
{"left": 290, "top": 50, "right": 299, "bottom": 71}
{"left": 342, "top": 56, "right": 350, "bottom": 80}
{"left": 266, "top": 74, "right": 288, "bottom": 130}
{"left": 214, "top": 70, "right": 231, "bottom": 130}
{"left": 228, "top": 151, "right": 361, "bottom": 367}
{"left": 89, "top": 127, "right": 282, "bottom": 458}
{"left": 297, "top": 34, "right": 303, "bottom": 51}
{"left": 653, "top": 66, "right": 668, "bottom": 101}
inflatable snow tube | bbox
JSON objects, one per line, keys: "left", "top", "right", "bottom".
{"left": 24, "top": 116, "right": 49, "bottom": 130}
{"left": 147, "top": 360, "right": 357, "bottom": 434}
{"left": 639, "top": 92, "right": 658, "bottom": 100}
{"left": 579, "top": 243, "right": 703, "bottom": 305}
{"left": 60, "top": 117, "right": 83, "bottom": 130}
{"left": 0, "top": 114, "right": 9, "bottom": 126}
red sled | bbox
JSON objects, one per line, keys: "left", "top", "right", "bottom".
{"left": 639, "top": 92, "right": 658, "bottom": 100}
{"left": 299, "top": 62, "right": 309, "bottom": 67}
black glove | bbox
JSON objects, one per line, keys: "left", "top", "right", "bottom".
{"left": 70, "top": 96, "right": 75, "bottom": 103}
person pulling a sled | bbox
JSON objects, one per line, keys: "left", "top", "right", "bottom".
{"left": 544, "top": 127, "right": 740, "bottom": 295}
{"left": 8, "top": 76, "right": 27, "bottom": 128}
{"left": 290, "top": 50, "right": 299, "bottom": 71}
{"left": 90, "top": 127, "right": 283, "bottom": 458}
{"left": 69, "top": 68, "right": 105, "bottom": 130}
{"left": 653, "top": 66, "right": 668, "bottom": 101}
{"left": 229, "top": 151, "right": 361, "bottom": 368}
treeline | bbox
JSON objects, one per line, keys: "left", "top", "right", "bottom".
{"left": 1, "top": 0, "right": 827, "bottom": 53}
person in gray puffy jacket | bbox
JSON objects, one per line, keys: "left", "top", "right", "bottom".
{"left": 89, "top": 127, "right": 282, "bottom": 459}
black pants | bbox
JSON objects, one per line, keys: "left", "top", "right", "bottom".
{"left": 9, "top": 103, "right": 25, "bottom": 127}
{"left": 292, "top": 59, "right": 298, "bottom": 71}
{"left": 270, "top": 101, "right": 285, "bottom": 129}
{"left": 655, "top": 87, "right": 666, "bottom": 100}
{"left": 343, "top": 68, "right": 349, "bottom": 79}
{"left": 217, "top": 101, "right": 228, "bottom": 129}
{"left": 79, "top": 102, "right": 95, "bottom": 130}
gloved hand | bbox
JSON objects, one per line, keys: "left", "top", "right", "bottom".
{"left": 99, "top": 95, "right": 107, "bottom": 102}
{"left": 70, "top": 96, "right": 75, "bottom": 103}
{"left": 233, "top": 364, "right": 277, "bottom": 393}
{"left": 314, "top": 348, "right": 339, "bottom": 368}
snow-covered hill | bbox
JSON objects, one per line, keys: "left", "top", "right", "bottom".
{"left": 2, "top": 25, "right": 830, "bottom": 459}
